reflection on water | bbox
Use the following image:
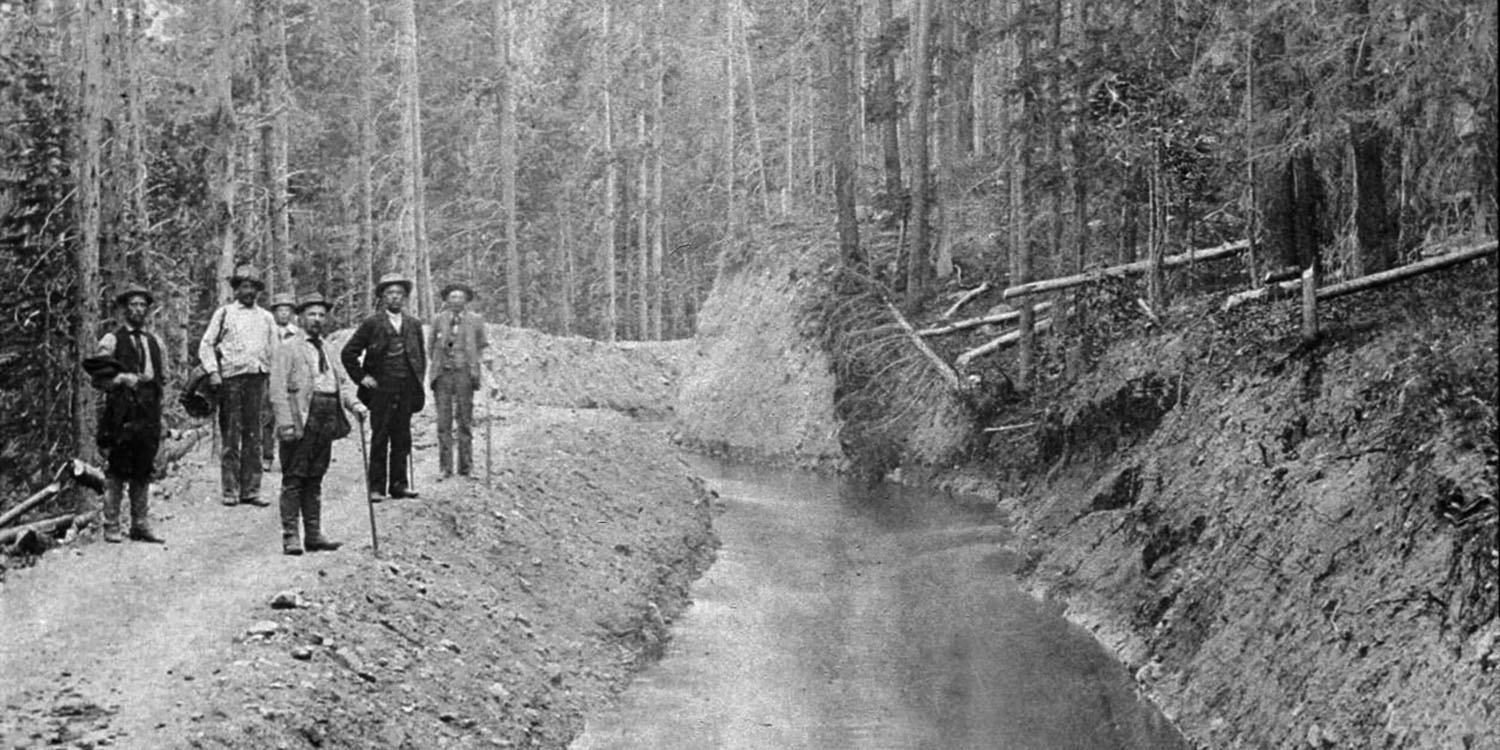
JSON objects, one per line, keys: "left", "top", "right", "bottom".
{"left": 573, "top": 459, "right": 1189, "bottom": 750}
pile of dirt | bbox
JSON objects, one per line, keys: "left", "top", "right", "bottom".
{"left": 674, "top": 223, "right": 845, "bottom": 470}
{"left": 996, "top": 268, "right": 1498, "bottom": 748}
{"left": 488, "top": 326, "right": 692, "bottom": 418}
{"left": 0, "top": 324, "right": 718, "bottom": 750}
{"left": 184, "top": 409, "right": 716, "bottom": 750}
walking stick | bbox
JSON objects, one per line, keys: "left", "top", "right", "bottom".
{"left": 358, "top": 413, "right": 379, "bottom": 558}
{"left": 484, "top": 385, "right": 493, "bottom": 488}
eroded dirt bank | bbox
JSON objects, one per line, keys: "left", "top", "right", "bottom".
{"left": 681, "top": 231, "right": 1498, "bottom": 749}
{"left": 0, "top": 331, "right": 716, "bottom": 750}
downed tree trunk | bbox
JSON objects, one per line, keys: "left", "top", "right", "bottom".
{"left": 0, "top": 459, "right": 105, "bottom": 528}
{"left": 1317, "top": 240, "right": 1497, "bottom": 300}
{"left": 0, "top": 511, "right": 95, "bottom": 546}
{"left": 918, "top": 300, "right": 1055, "bottom": 337}
{"left": 1003, "top": 238, "right": 1249, "bottom": 299}
{"left": 941, "top": 281, "right": 990, "bottom": 319}
{"left": 1222, "top": 240, "right": 1498, "bottom": 312}
{"left": 956, "top": 317, "right": 1054, "bottom": 368}
{"left": 886, "top": 302, "right": 963, "bottom": 392}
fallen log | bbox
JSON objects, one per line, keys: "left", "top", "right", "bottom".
{"left": 956, "top": 317, "right": 1054, "bottom": 368}
{"left": 0, "top": 511, "right": 94, "bottom": 546}
{"left": 886, "top": 302, "right": 963, "bottom": 392}
{"left": 0, "top": 459, "right": 104, "bottom": 528}
{"left": 940, "top": 281, "right": 991, "bottom": 319}
{"left": 917, "top": 301, "right": 1055, "bottom": 337}
{"left": 1222, "top": 240, "right": 1498, "bottom": 312}
{"left": 1316, "top": 240, "right": 1497, "bottom": 301}
{"left": 1002, "top": 238, "right": 1249, "bottom": 300}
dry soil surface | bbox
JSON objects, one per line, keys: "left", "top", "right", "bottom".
{"left": 0, "top": 333, "right": 716, "bottom": 750}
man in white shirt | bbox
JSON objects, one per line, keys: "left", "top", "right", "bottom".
{"left": 263, "top": 292, "right": 301, "bottom": 471}
{"left": 198, "top": 264, "right": 276, "bottom": 507}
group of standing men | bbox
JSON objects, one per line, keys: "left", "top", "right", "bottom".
{"left": 87, "top": 264, "right": 490, "bottom": 555}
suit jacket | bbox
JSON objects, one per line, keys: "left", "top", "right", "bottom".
{"left": 428, "top": 309, "right": 488, "bottom": 385}
{"left": 270, "top": 333, "right": 361, "bottom": 434}
{"left": 340, "top": 311, "right": 427, "bottom": 412}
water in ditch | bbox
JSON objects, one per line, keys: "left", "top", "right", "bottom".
{"left": 572, "top": 460, "right": 1190, "bottom": 750}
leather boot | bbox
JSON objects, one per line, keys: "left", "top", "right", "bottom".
{"left": 280, "top": 477, "right": 304, "bottom": 554}
{"left": 302, "top": 492, "right": 341, "bottom": 552}
{"left": 102, "top": 476, "right": 125, "bottom": 542}
{"left": 126, "top": 480, "right": 164, "bottom": 543}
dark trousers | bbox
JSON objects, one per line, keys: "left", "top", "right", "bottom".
{"left": 279, "top": 393, "right": 339, "bottom": 540}
{"left": 217, "top": 373, "right": 267, "bottom": 501}
{"left": 368, "top": 380, "right": 414, "bottom": 495}
{"left": 102, "top": 474, "right": 152, "bottom": 534}
{"left": 434, "top": 370, "right": 475, "bottom": 476}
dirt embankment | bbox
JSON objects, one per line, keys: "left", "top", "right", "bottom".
{"left": 674, "top": 224, "right": 845, "bottom": 470}
{"left": 0, "top": 326, "right": 717, "bottom": 750}
{"left": 1002, "top": 276, "right": 1498, "bottom": 749}
{"left": 684, "top": 232, "right": 1498, "bottom": 748}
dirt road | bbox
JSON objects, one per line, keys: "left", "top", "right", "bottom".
{"left": 1, "top": 338, "right": 716, "bottom": 750}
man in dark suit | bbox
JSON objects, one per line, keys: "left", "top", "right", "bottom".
{"left": 88, "top": 284, "right": 167, "bottom": 543}
{"left": 341, "top": 272, "right": 426, "bottom": 502}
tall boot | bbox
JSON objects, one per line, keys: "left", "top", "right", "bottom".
{"left": 303, "top": 487, "right": 341, "bottom": 552}
{"left": 102, "top": 476, "right": 125, "bottom": 543}
{"left": 279, "top": 476, "right": 304, "bottom": 555}
{"left": 126, "top": 480, "right": 164, "bottom": 543}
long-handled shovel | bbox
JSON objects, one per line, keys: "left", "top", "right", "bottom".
{"left": 484, "top": 386, "right": 493, "bottom": 488}
{"left": 357, "top": 413, "right": 379, "bottom": 558}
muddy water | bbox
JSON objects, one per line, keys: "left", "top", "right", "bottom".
{"left": 572, "top": 461, "right": 1189, "bottom": 750}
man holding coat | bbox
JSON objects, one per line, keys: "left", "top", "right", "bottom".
{"left": 270, "top": 292, "right": 367, "bottom": 555}
{"left": 341, "top": 273, "right": 426, "bottom": 502}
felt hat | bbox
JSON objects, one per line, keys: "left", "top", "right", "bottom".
{"left": 228, "top": 263, "right": 266, "bottom": 291}
{"left": 81, "top": 355, "right": 126, "bottom": 388}
{"left": 113, "top": 283, "right": 155, "bottom": 308}
{"left": 295, "top": 291, "right": 333, "bottom": 314}
{"left": 268, "top": 292, "right": 297, "bottom": 311}
{"left": 374, "top": 272, "right": 414, "bottom": 297}
{"left": 439, "top": 282, "right": 476, "bottom": 301}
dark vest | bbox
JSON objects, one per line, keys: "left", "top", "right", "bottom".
{"left": 114, "top": 325, "right": 164, "bottom": 390}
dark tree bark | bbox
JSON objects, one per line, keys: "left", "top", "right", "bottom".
{"left": 826, "top": 0, "right": 863, "bottom": 269}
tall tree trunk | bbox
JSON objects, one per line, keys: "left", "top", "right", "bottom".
{"left": 636, "top": 105, "right": 650, "bottom": 339}
{"left": 211, "top": 0, "right": 239, "bottom": 304}
{"left": 257, "top": 0, "right": 291, "bottom": 295}
{"left": 723, "top": 0, "right": 737, "bottom": 243}
{"left": 934, "top": 0, "right": 958, "bottom": 281}
{"left": 1008, "top": 0, "right": 1033, "bottom": 386}
{"left": 397, "top": 0, "right": 433, "bottom": 316}
{"left": 1347, "top": 0, "right": 1393, "bottom": 273}
{"left": 826, "top": 0, "right": 862, "bottom": 268}
{"left": 75, "top": 0, "right": 107, "bottom": 461}
{"left": 873, "top": 0, "right": 903, "bottom": 207}
{"left": 906, "top": 0, "right": 933, "bottom": 296}
{"left": 738, "top": 6, "right": 773, "bottom": 219}
{"left": 357, "top": 0, "right": 375, "bottom": 312}
{"left": 601, "top": 0, "right": 618, "bottom": 342}
{"left": 122, "top": 0, "right": 149, "bottom": 282}
{"left": 496, "top": 0, "right": 521, "bottom": 324}
{"left": 1065, "top": 0, "right": 1090, "bottom": 380}
{"left": 651, "top": 0, "right": 666, "bottom": 340}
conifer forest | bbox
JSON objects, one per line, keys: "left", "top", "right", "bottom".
{"left": 1, "top": 0, "right": 1495, "bottom": 491}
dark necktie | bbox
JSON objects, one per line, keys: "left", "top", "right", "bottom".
{"left": 130, "top": 331, "right": 152, "bottom": 379}
{"left": 307, "top": 335, "right": 328, "bottom": 373}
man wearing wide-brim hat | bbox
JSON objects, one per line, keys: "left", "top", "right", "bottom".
{"left": 429, "top": 281, "right": 489, "bottom": 479}
{"left": 270, "top": 291, "right": 367, "bottom": 555}
{"left": 262, "top": 291, "right": 302, "bottom": 471}
{"left": 86, "top": 283, "right": 167, "bottom": 543}
{"left": 340, "top": 272, "right": 427, "bottom": 502}
{"left": 198, "top": 263, "right": 277, "bottom": 507}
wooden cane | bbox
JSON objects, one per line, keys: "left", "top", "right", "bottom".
{"left": 357, "top": 413, "right": 379, "bottom": 558}
{"left": 484, "top": 385, "right": 493, "bottom": 488}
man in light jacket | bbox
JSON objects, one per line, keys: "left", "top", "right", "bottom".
{"left": 428, "top": 282, "right": 489, "bottom": 479}
{"left": 269, "top": 292, "right": 367, "bottom": 555}
{"left": 199, "top": 264, "right": 276, "bottom": 506}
